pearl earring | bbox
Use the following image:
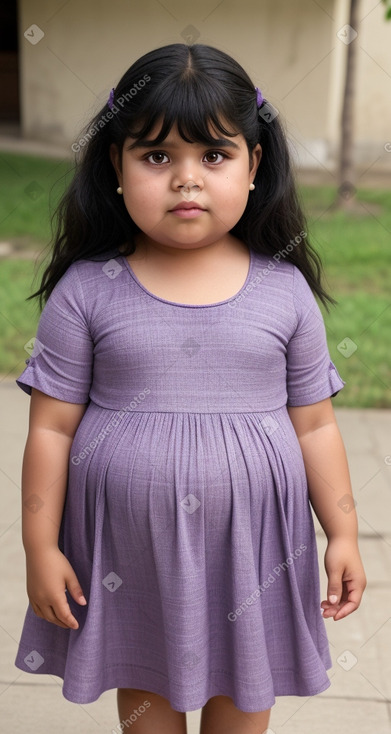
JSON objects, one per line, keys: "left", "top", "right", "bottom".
{"left": 249, "top": 183, "right": 255, "bottom": 191}
{"left": 117, "top": 186, "right": 123, "bottom": 195}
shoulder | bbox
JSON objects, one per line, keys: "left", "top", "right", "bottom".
{"left": 50, "top": 252, "right": 123, "bottom": 299}
{"left": 252, "top": 250, "right": 317, "bottom": 293}
{"left": 250, "top": 250, "right": 321, "bottom": 322}
{"left": 251, "top": 250, "right": 299, "bottom": 296}
{"left": 43, "top": 254, "right": 124, "bottom": 327}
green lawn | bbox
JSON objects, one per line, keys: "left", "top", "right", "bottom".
{"left": 303, "top": 186, "right": 391, "bottom": 407}
{"left": 0, "top": 151, "right": 74, "bottom": 247}
{"left": 0, "top": 152, "right": 390, "bottom": 407}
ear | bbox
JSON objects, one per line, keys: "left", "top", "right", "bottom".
{"left": 249, "top": 143, "right": 262, "bottom": 182}
{"left": 109, "top": 143, "right": 123, "bottom": 186}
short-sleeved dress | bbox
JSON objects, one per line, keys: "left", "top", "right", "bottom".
{"left": 14, "top": 247, "right": 345, "bottom": 713}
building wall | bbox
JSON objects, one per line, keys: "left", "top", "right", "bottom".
{"left": 18, "top": 0, "right": 391, "bottom": 170}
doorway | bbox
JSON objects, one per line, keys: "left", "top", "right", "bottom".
{"left": 0, "top": 1, "right": 20, "bottom": 129}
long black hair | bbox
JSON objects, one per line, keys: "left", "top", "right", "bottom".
{"left": 28, "top": 43, "right": 335, "bottom": 311}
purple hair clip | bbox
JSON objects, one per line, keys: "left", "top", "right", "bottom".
{"left": 255, "top": 86, "right": 264, "bottom": 108}
{"left": 108, "top": 88, "right": 115, "bottom": 110}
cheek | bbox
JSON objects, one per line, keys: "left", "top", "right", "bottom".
{"left": 215, "top": 173, "right": 251, "bottom": 228}
{"left": 213, "top": 162, "right": 249, "bottom": 196}
{"left": 218, "top": 174, "right": 250, "bottom": 211}
{"left": 122, "top": 171, "right": 162, "bottom": 221}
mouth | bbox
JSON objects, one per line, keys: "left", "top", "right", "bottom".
{"left": 168, "top": 202, "right": 206, "bottom": 219}
{"left": 169, "top": 202, "right": 206, "bottom": 212}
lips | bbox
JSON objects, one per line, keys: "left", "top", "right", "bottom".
{"left": 170, "top": 202, "right": 205, "bottom": 211}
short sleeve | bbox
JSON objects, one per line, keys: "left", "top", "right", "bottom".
{"left": 16, "top": 263, "right": 93, "bottom": 404}
{"left": 286, "top": 266, "right": 345, "bottom": 407}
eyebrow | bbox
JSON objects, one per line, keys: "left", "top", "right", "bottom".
{"left": 127, "top": 138, "right": 241, "bottom": 151}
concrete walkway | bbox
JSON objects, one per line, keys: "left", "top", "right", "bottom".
{"left": 0, "top": 376, "right": 390, "bottom": 733}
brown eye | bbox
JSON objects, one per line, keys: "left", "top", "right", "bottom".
{"left": 203, "top": 151, "right": 226, "bottom": 164}
{"left": 147, "top": 152, "right": 169, "bottom": 164}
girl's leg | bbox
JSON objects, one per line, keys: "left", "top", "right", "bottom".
{"left": 116, "top": 688, "right": 187, "bottom": 734}
{"left": 200, "top": 695, "right": 272, "bottom": 734}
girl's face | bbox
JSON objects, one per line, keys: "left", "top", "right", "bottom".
{"left": 110, "top": 120, "right": 262, "bottom": 253}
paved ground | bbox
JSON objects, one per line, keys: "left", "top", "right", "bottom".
{"left": 0, "top": 376, "right": 390, "bottom": 733}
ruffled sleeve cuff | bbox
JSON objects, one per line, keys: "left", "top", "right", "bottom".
{"left": 15, "top": 356, "right": 91, "bottom": 404}
{"left": 287, "top": 361, "right": 345, "bottom": 407}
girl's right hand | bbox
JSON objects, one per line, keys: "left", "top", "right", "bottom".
{"left": 26, "top": 547, "right": 87, "bottom": 630}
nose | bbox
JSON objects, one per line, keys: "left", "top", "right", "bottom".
{"left": 171, "top": 160, "right": 205, "bottom": 194}
{"left": 180, "top": 180, "right": 203, "bottom": 197}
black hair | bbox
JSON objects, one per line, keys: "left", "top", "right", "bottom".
{"left": 28, "top": 43, "right": 335, "bottom": 310}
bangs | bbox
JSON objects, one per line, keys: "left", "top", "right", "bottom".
{"left": 121, "top": 75, "right": 241, "bottom": 148}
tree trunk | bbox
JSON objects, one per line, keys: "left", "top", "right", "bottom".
{"left": 334, "top": 0, "right": 360, "bottom": 210}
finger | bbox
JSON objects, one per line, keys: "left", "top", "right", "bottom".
{"left": 42, "top": 606, "right": 75, "bottom": 629}
{"left": 326, "top": 570, "right": 343, "bottom": 607}
{"left": 321, "top": 590, "right": 348, "bottom": 610}
{"left": 52, "top": 599, "right": 80, "bottom": 629}
{"left": 65, "top": 570, "right": 87, "bottom": 606}
{"left": 321, "top": 603, "right": 341, "bottom": 618}
{"left": 49, "top": 604, "right": 79, "bottom": 629}
{"left": 321, "top": 597, "right": 341, "bottom": 610}
{"left": 333, "top": 585, "right": 364, "bottom": 619}
{"left": 31, "top": 600, "right": 74, "bottom": 629}
{"left": 43, "top": 595, "right": 80, "bottom": 629}
{"left": 333, "top": 600, "right": 359, "bottom": 620}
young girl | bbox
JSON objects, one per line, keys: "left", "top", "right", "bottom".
{"left": 15, "top": 43, "right": 366, "bottom": 734}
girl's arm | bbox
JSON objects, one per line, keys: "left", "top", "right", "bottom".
{"left": 287, "top": 397, "right": 367, "bottom": 620}
{"left": 21, "top": 388, "right": 88, "bottom": 629}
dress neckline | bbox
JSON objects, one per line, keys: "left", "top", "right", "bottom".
{"left": 120, "top": 248, "right": 254, "bottom": 309}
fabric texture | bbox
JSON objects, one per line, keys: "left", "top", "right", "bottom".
{"left": 14, "top": 248, "right": 345, "bottom": 712}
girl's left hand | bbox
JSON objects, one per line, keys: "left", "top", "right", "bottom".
{"left": 321, "top": 536, "right": 367, "bottom": 620}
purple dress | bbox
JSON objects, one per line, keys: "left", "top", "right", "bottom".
{"left": 14, "top": 248, "right": 345, "bottom": 712}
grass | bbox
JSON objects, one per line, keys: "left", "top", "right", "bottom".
{"left": 303, "top": 186, "right": 391, "bottom": 407}
{"left": 0, "top": 151, "right": 390, "bottom": 407}
{"left": 0, "top": 151, "right": 74, "bottom": 248}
